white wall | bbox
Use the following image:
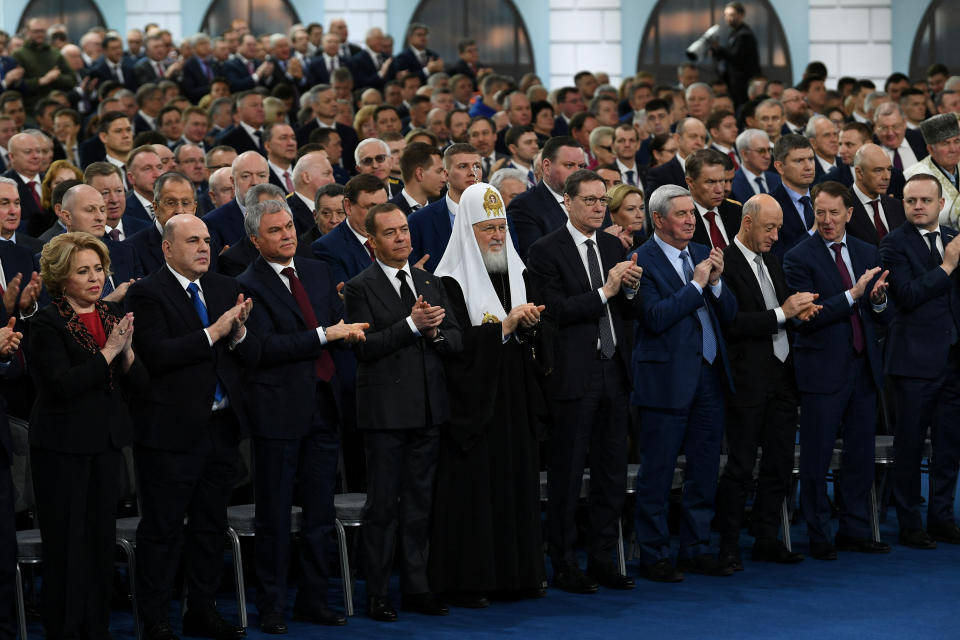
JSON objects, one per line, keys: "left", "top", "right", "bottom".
{"left": 548, "top": 0, "right": 622, "bottom": 89}
{"left": 809, "top": 0, "right": 892, "bottom": 87}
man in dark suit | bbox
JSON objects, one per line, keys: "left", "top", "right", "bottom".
{"left": 124, "top": 145, "right": 165, "bottom": 224}
{"left": 180, "top": 35, "right": 218, "bottom": 103}
{"left": 286, "top": 151, "right": 335, "bottom": 235}
{"left": 222, "top": 34, "right": 273, "bottom": 93}
{"left": 710, "top": 2, "right": 760, "bottom": 108}
{"left": 204, "top": 151, "right": 271, "bottom": 249}
{"left": 88, "top": 34, "right": 137, "bottom": 91}
{"left": 408, "top": 143, "right": 480, "bottom": 272}
{"left": 236, "top": 198, "right": 367, "bottom": 633}
{"left": 346, "top": 28, "right": 388, "bottom": 92}
{"left": 507, "top": 136, "right": 586, "bottom": 259}
{"left": 132, "top": 33, "right": 174, "bottom": 87}
{"left": 715, "top": 194, "right": 817, "bottom": 570}
{"left": 127, "top": 213, "right": 258, "bottom": 640}
{"left": 631, "top": 184, "right": 738, "bottom": 581}
{"left": 527, "top": 169, "right": 641, "bottom": 593}
{"left": 389, "top": 23, "right": 443, "bottom": 84}
{"left": 769, "top": 134, "right": 817, "bottom": 257}
{"left": 732, "top": 129, "right": 781, "bottom": 205}
{"left": 0, "top": 305, "right": 21, "bottom": 640}
{"left": 83, "top": 162, "right": 147, "bottom": 242}
{"left": 219, "top": 184, "right": 287, "bottom": 277}
{"left": 312, "top": 174, "right": 385, "bottom": 286}
{"left": 388, "top": 142, "right": 445, "bottom": 217}
{"left": 0, "top": 176, "right": 42, "bottom": 253}
{"left": 297, "top": 86, "right": 359, "bottom": 174}
{"left": 343, "top": 202, "right": 461, "bottom": 621}
{"left": 684, "top": 149, "right": 743, "bottom": 250}
{"left": 305, "top": 33, "right": 350, "bottom": 87}
{"left": 880, "top": 173, "right": 960, "bottom": 549}
{"left": 783, "top": 180, "right": 892, "bottom": 560}
{"left": 216, "top": 91, "right": 265, "bottom": 156}
{"left": 847, "top": 143, "right": 906, "bottom": 245}
{"left": 297, "top": 183, "right": 345, "bottom": 259}
{"left": 444, "top": 39, "right": 486, "bottom": 86}
{"left": 873, "top": 102, "right": 928, "bottom": 171}
{"left": 644, "top": 117, "right": 707, "bottom": 198}
{"left": 3, "top": 133, "right": 44, "bottom": 236}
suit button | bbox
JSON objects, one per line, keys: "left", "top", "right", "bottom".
{"left": 394, "top": 378, "right": 400, "bottom": 384}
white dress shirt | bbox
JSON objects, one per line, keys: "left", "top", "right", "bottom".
{"left": 565, "top": 219, "right": 617, "bottom": 348}
{"left": 694, "top": 200, "right": 731, "bottom": 247}
{"left": 265, "top": 259, "right": 328, "bottom": 343}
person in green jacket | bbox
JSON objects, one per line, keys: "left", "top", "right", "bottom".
{"left": 12, "top": 19, "right": 75, "bottom": 114}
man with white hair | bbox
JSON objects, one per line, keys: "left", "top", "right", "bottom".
{"left": 873, "top": 102, "right": 928, "bottom": 171}
{"left": 904, "top": 113, "right": 960, "bottom": 228}
{"left": 685, "top": 83, "right": 714, "bottom": 122}
{"left": 731, "top": 129, "right": 780, "bottom": 204}
{"left": 805, "top": 114, "right": 840, "bottom": 182}
{"left": 489, "top": 167, "right": 528, "bottom": 207}
{"left": 430, "top": 182, "right": 546, "bottom": 605}
{"left": 2, "top": 131, "right": 45, "bottom": 234}
{"left": 297, "top": 85, "right": 359, "bottom": 173}
{"left": 355, "top": 138, "right": 398, "bottom": 198}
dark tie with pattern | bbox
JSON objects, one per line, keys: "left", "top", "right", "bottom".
{"left": 584, "top": 239, "right": 615, "bottom": 358}
{"left": 680, "top": 250, "right": 717, "bottom": 363}
{"left": 799, "top": 195, "right": 814, "bottom": 230}
{"left": 869, "top": 200, "right": 887, "bottom": 240}
{"left": 396, "top": 270, "right": 416, "bottom": 309}
{"left": 892, "top": 148, "right": 903, "bottom": 171}
{"left": 281, "top": 267, "right": 335, "bottom": 381}
{"left": 755, "top": 176, "right": 766, "bottom": 194}
{"left": 830, "top": 242, "right": 865, "bottom": 353}
{"left": 926, "top": 231, "right": 942, "bottom": 266}
{"left": 704, "top": 210, "right": 727, "bottom": 249}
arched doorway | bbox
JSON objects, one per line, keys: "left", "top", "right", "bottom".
{"left": 409, "top": 0, "right": 535, "bottom": 83}
{"left": 637, "top": 0, "right": 792, "bottom": 87}
{"left": 18, "top": 0, "right": 107, "bottom": 44}
{"left": 201, "top": 0, "right": 300, "bottom": 37}
{"left": 909, "top": 1, "right": 958, "bottom": 82}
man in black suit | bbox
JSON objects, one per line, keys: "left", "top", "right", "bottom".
{"left": 685, "top": 148, "right": 743, "bottom": 250}
{"left": 219, "top": 184, "right": 287, "bottom": 277}
{"left": 873, "top": 102, "right": 928, "bottom": 171}
{"left": 181, "top": 35, "right": 218, "bottom": 103}
{"left": 84, "top": 162, "right": 148, "bottom": 242}
{"left": 389, "top": 23, "right": 443, "bottom": 84}
{"left": 216, "top": 91, "right": 265, "bottom": 155}
{"left": 527, "top": 169, "right": 641, "bottom": 593}
{"left": 0, "top": 309, "right": 20, "bottom": 640}
{"left": 343, "top": 203, "right": 461, "bottom": 621}
{"left": 644, "top": 117, "right": 707, "bottom": 199}
{"left": 715, "top": 194, "right": 817, "bottom": 570}
{"left": 710, "top": 2, "right": 760, "bottom": 107}
{"left": 388, "top": 141, "right": 444, "bottom": 216}
{"left": 847, "top": 143, "right": 906, "bottom": 245}
{"left": 346, "top": 28, "right": 388, "bottom": 92}
{"left": 287, "top": 151, "right": 335, "bottom": 236}
{"left": 769, "top": 134, "right": 817, "bottom": 257}
{"left": 296, "top": 183, "right": 345, "bottom": 259}
{"left": 2, "top": 133, "right": 44, "bottom": 236}
{"left": 204, "top": 151, "right": 271, "bottom": 249}
{"left": 880, "top": 173, "right": 960, "bottom": 549}
{"left": 305, "top": 33, "right": 350, "bottom": 87}
{"left": 127, "top": 213, "right": 258, "bottom": 640}
{"left": 223, "top": 34, "right": 274, "bottom": 93}
{"left": 88, "top": 34, "right": 137, "bottom": 91}
{"left": 297, "top": 86, "right": 358, "bottom": 174}
{"left": 0, "top": 177, "right": 42, "bottom": 253}
{"left": 507, "top": 136, "right": 586, "bottom": 258}
{"left": 133, "top": 33, "right": 173, "bottom": 87}
{"left": 444, "top": 39, "right": 487, "bottom": 87}
{"left": 237, "top": 198, "right": 367, "bottom": 633}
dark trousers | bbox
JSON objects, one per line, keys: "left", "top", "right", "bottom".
{"left": 254, "top": 385, "right": 339, "bottom": 614}
{"left": 134, "top": 410, "right": 240, "bottom": 625}
{"left": 547, "top": 356, "right": 629, "bottom": 571}
{"left": 799, "top": 354, "right": 876, "bottom": 544}
{"left": 636, "top": 360, "right": 724, "bottom": 564}
{"left": 361, "top": 426, "right": 438, "bottom": 597}
{"left": 0, "top": 453, "right": 14, "bottom": 640}
{"left": 30, "top": 447, "right": 123, "bottom": 640}
{"left": 716, "top": 360, "right": 798, "bottom": 543}
{"left": 892, "top": 355, "right": 960, "bottom": 531}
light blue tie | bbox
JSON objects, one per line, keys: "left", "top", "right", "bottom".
{"left": 186, "top": 282, "right": 225, "bottom": 403}
{"left": 680, "top": 250, "right": 717, "bottom": 364}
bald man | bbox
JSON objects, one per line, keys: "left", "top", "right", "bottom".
{"left": 203, "top": 150, "right": 270, "bottom": 247}
{"left": 846, "top": 143, "right": 906, "bottom": 245}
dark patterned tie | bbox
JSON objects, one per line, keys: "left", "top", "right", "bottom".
{"left": 585, "top": 239, "right": 615, "bottom": 358}
{"left": 830, "top": 243, "right": 865, "bottom": 353}
{"left": 926, "top": 231, "right": 942, "bottom": 266}
{"left": 281, "top": 267, "right": 335, "bottom": 381}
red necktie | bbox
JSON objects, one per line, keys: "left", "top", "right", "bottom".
{"left": 704, "top": 210, "right": 727, "bottom": 249}
{"left": 280, "top": 267, "right": 335, "bottom": 381}
{"left": 892, "top": 148, "right": 903, "bottom": 171}
{"left": 727, "top": 151, "right": 739, "bottom": 170}
{"left": 869, "top": 200, "right": 887, "bottom": 240}
{"left": 283, "top": 171, "right": 294, "bottom": 193}
{"left": 29, "top": 181, "right": 41, "bottom": 209}
{"left": 246, "top": 60, "right": 255, "bottom": 75}
{"left": 830, "top": 242, "right": 865, "bottom": 353}
{"left": 363, "top": 239, "right": 375, "bottom": 261}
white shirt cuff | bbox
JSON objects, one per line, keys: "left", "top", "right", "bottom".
{"left": 406, "top": 316, "right": 421, "bottom": 336}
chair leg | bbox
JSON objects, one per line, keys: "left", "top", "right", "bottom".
{"left": 15, "top": 563, "right": 26, "bottom": 640}
{"left": 116, "top": 538, "right": 141, "bottom": 640}
{"left": 781, "top": 498, "right": 792, "bottom": 552}
{"left": 616, "top": 519, "right": 626, "bottom": 576}
{"left": 869, "top": 484, "right": 881, "bottom": 543}
{"left": 334, "top": 519, "right": 353, "bottom": 616}
{"left": 226, "top": 528, "right": 247, "bottom": 629}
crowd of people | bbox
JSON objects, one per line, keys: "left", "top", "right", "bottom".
{"left": 1, "top": 1, "right": 960, "bottom": 639}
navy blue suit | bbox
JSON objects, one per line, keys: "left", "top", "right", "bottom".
{"left": 125, "top": 224, "right": 221, "bottom": 275}
{"left": 880, "top": 223, "right": 960, "bottom": 533}
{"left": 389, "top": 46, "right": 440, "bottom": 84}
{"left": 105, "top": 238, "right": 144, "bottom": 286}
{"left": 783, "top": 232, "right": 890, "bottom": 544}
{"left": 295, "top": 121, "right": 358, "bottom": 175}
{"left": 88, "top": 57, "right": 137, "bottom": 91}
{"left": 407, "top": 198, "right": 452, "bottom": 273}
{"left": 216, "top": 125, "right": 263, "bottom": 155}
{"left": 730, "top": 168, "right": 781, "bottom": 206}
{"left": 124, "top": 192, "right": 152, "bottom": 224}
{"left": 223, "top": 56, "right": 263, "bottom": 92}
{"left": 346, "top": 50, "right": 383, "bottom": 92}
{"left": 769, "top": 183, "right": 812, "bottom": 258}
{"left": 78, "top": 136, "right": 106, "bottom": 169}
{"left": 507, "top": 181, "right": 567, "bottom": 259}
{"left": 642, "top": 156, "right": 685, "bottom": 200}
{"left": 630, "top": 237, "right": 737, "bottom": 564}
{"left": 2, "top": 169, "right": 44, "bottom": 236}
{"left": 237, "top": 255, "right": 344, "bottom": 615}
{"left": 310, "top": 220, "right": 372, "bottom": 288}
{"left": 181, "top": 56, "right": 216, "bottom": 103}
{"left": 203, "top": 199, "right": 245, "bottom": 249}
{"left": 119, "top": 215, "right": 150, "bottom": 238}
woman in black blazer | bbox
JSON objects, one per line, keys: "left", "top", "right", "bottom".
{"left": 29, "top": 231, "right": 148, "bottom": 640}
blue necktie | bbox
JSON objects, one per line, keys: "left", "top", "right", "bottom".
{"left": 101, "top": 277, "right": 114, "bottom": 297}
{"left": 799, "top": 195, "right": 814, "bottom": 230}
{"left": 626, "top": 169, "right": 636, "bottom": 186}
{"left": 186, "top": 282, "right": 225, "bottom": 402}
{"left": 755, "top": 176, "right": 766, "bottom": 194}
{"left": 680, "top": 250, "right": 717, "bottom": 364}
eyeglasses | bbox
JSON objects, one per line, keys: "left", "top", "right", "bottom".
{"left": 359, "top": 154, "right": 388, "bottom": 166}
{"left": 577, "top": 196, "right": 610, "bottom": 207}
{"left": 596, "top": 145, "right": 613, "bottom": 153}
{"left": 748, "top": 147, "right": 771, "bottom": 155}
{"left": 159, "top": 198, "right": 197, "bottom": 209}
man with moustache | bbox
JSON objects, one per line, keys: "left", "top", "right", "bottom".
{"left": 904, "top": 113, "right": 960, "bottom": 229}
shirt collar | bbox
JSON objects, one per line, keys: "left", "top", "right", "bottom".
{"left": 400, "top": 188, "right": 422, "bottom": 208}
{"left": 376, "top": 258, "right": 412, "bottom": 282}
{"left": 740, "top": 165, "right": 761, "bottom": 182}
{"left": 240, "top": 120, "right": 262, "bottom": 140}
{"left": 445, "top": 193, "right": 459, "bottom": 217}
{"left": 615, "top": 157, "right": 636, "bottom": 173}
{"left": 15, "top": 171, "right": 38, "bottom": 185}
{"left": 294, "top": 191, "right": 315, "bottom": 211}
{"left": 821, "top": 232, "right": 849, "bottom": 250}
{"left": 268, "top": 160, "right": 291, "bottom": 178}
{"left": 543, "top": 180, "right": 565, "bottom": 204}
{"left": 565, "top": 218, "right": 595, "bottom": 244}
{"left": 653, "top": 231, "right": 685, "bottom": 262}
{"left": 166, "top": 263, "right": 201, "bottom": 292}
{"left": 734, "top": 236, "right": 759, "bottom": 264}
{"left": 138, "top": 110, "right": 155, "bottom": 127}
{"left": 346, "top": 219, "right": 367, "bottom": 245}
{"left": 852, "top": 181, "right": 878, "bottom": 206}
{"left": 266, "top": 258, "right": 294, "bottom": 276}
{"left": 783, "top": 182, "right": 809, "bottom": 206}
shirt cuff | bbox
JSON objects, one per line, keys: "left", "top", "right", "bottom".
{"left": 316, "top": 327, "right": 328, "bottom": 344}
{"left": 774, "top": 307, "right": 786, "bottom": 325}
{"left": 689, "top": 281, "right": 703, "bottom": 294}
{"left": 406, "top": 316, "right": 421, "bottom": 336}
{"left": 229, "top": 327, "right": 247, "bottom": 349}
{"left": 597, "top": 288, "right": 608, "bottom": 305}
{"left": 709, "top": 281, "right": 723, "bottom": 296}
{"left": 203, "top": 328, "right": 214, "bottom": 347}
{"left": 845, "top": 291, "right": 855, "bottom": 307}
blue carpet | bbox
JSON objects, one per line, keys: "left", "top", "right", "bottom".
{"left": 21, "top": 494, "right": 960, "bottom": 639}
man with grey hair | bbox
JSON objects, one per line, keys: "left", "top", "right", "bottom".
{"left": 863, "top": 91, "right": 889, "bottom": 122}
{"left": 203, "top": 150, "right": 270, "bottom": 248}
{"left": 489, "top": 167, "right": 528, "bottom": 207}
{"left": 354, "top": 138, "right": 397, "bottom": 197}
{"left": 288, "top": 151, "right": 335, "bottom": 235}
{"left": 128, "top": 171, "right": 204, "bottom": 273}
{"left": 685, "top": 82, "right": 714, "bottom": 122}
{"left": 632, "top": 183, "right": 737, "bottom": 581}
{"left": 644, "top": 117, "right": 707, "bottom": 196}
{"left": 804, "top": 114, "right": 840, "bottom": 181}
{"left": 873, "top": 102, "right": 928, "bottom": 172}
{"left": 219, "top": 183, "right": 287, "bottom": 276}
{"left": 236, "top": 193, "right": 365, "bottom": 633}
{"left": 905, "top": 113, "right": 960, "bottom": 228}
{"left": 2, "top": 131, "right": 44, "bottom": 234}
{"left": 297, "top": 84, "right": 358, "bottom": 172}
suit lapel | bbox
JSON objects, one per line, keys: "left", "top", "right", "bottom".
{"left": 558, "top": 229, "right": 591, "bottom": 293}
{"left": 366, "top": 262, "right": 403, "bottom": 313}
{"left": 158, "top": 266, "right": 205, "bottom": 331}
{"left": 255, "top": 257, "right": 304, "bottom": 323}
{"left": 812, "top": 236, "right": 847, "bottom": 293}
{"left": 727, "top": 244, "right": 766, "bottom": 309}
{"left": 648, "top": 239, "right": 685, "bottom": 291}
